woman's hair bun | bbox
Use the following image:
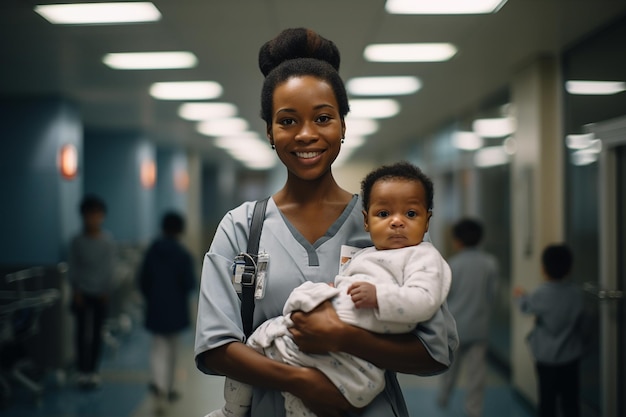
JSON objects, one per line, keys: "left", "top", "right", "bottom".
{"left": 258, "top": 27, "right": 341, "bottom": 77}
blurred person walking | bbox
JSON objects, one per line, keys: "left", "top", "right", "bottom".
{"left": 69, "top": 194, "right": 117, "bottom": 389}
{"left": 139, "top": 211, "right": 197, "bottom": 414}
{"left": 438, "top": 218, "right": 499, "bottom": 417}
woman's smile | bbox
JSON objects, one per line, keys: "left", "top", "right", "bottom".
{"left": 294, "top": 151, "right": 323, "bottom": 159}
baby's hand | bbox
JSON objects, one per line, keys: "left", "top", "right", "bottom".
{"left": 347, "top": 282, "right": 378, "bottom": 309}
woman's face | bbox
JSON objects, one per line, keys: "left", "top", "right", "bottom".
{"left": 268, "top": 76, "right": 345, "bottom": 181}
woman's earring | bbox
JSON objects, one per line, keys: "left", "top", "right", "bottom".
{"left": 271, "top": 144, "right": 275, "bottom": 150}
{"left": 341, "top": 137, "right": 345, "bottom": 144}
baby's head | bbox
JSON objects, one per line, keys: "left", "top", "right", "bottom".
{"left": 361, "top": 162, "right": 434, "bottom": 250}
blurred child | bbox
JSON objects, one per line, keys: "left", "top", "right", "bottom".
{"left": 139, "top": 211, "right": 196, "bottom": 414}
{"left": 514, "top": 244, "right": 584, "bottom": 417}
{"left": 68, "top": 194, "right": 116, "bottom": 389}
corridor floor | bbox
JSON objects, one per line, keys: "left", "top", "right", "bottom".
{"left": 2, "top": 324, "right": 536, "bottom": 417}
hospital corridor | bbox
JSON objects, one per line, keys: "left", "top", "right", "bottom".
{"left": 2, "top": 1, "right": 626, "bottom": 416}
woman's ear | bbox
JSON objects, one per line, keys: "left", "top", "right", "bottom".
{"left": 362, "top": 210, "right": 369, "bottom": 231}
{"left": 266, "top": 126, "right": 274, "bottom": 148}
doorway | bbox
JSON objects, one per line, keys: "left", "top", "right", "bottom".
{"left": 589, "top": 116, "right": 626, "bottom": 417}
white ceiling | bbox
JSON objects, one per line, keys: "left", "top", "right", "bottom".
{"left": 2, "top": 1, "right": 625, "bottom": 167}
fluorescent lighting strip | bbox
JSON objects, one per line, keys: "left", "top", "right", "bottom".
{"left": 34, "top": 2, "right": 161, "bottom": 25}
{"left": 364, "top": 43, "right": 457, "bottom": 62}
{"left": 386, "top": 0, "right": 508, "bottom": 14}
{"left": 345, "top": 117, "right": 379, "bottom": 136}
{"left": 150, "top": 81, "right": 222, "bottom": 100}
{"left": 565, "top": 80, "right": 626, "bottom": 95}
{"left": 103, "top": 52, "right": 197, "bottom": 70}
{"left": 347, "top": 76, "right": 421, "bottom": 96}
{"left": 349, "top": 99, "right": 400, "bottom": 119}
{"left": 453, "top": 131, "right": 483, "bottom": 150}
{"left": 472, "top": 117, "right": 516, "bottom": 138}
{"left": 197, "top": 118, "right": 249, "bottom": 136}
{"left": 178, "top": 103, "right": 238, "bottom": 121}
{"left": 474, "top": 146, "right": 509, "bottom": 167}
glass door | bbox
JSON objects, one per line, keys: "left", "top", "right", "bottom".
{"left": 589, "top": 116, "right": 626, "bottom": 417}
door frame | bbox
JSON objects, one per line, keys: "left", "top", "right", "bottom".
{"left": 590, "top": 115, "right": 626, "bottom": 417}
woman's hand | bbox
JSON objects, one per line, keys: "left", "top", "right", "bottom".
{"left": 289, "top": 300, "right": 346, "bottom": 353}
{"left": 292, "top": 300, "right": 445, "bottom": 375}
{"left": 290, "top": 366, "right": 361, "bottom": 417}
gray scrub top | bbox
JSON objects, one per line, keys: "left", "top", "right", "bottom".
{"left": 194, "top": 196, "right": 458, "bottom": 417}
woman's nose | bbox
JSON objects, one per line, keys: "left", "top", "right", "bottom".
{"left": 295, "top": 121, "right": 318, "bottom": 142}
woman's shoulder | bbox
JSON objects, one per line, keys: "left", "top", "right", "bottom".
{"left": 218, "top": 199, "right": 272, "bottom": 228}
{"left": 225, "top": 199, "right": 259, "bottom": 217}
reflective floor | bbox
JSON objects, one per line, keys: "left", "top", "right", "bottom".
{"left": 2, "top": 324, "right": 536, "bottom": 417}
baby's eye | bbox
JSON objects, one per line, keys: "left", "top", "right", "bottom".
{"left": 376, "top": 210, "right": 390, "bottom": 218}
{"left": 406, "top": 210, "right": 417, "bottom": 218}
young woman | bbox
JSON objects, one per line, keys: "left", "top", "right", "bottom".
{"left": 194, "top": 27, "right": 458, "bottom": 417}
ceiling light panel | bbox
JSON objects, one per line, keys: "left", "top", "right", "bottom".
{"left": 345, "top": 117, "right": 380, "bottom": 136}
{"left": 364, "top": 43, "right": 457, "bottom": 62}
{"left": 149, "top": 81, "right": 222, "bottom": 100}
{"left": 213, "top": 135, "right": 277, "bottom": 170}
{"left": 349, "top": 99, "right": 400, "bottom": 118}
{"left": 472, "top": 117, "right": 516, "bottom": 137}
{"left": 347, "top": 76, "right": 421, "bottom": 96}
{"left": 342, "top": 135, "right": 366, "bottom": 149}
{"left": 386, "top": 0, "right": 508, "bottom": 14}
{"left": 565, "top": 133, "right": 595, "bottom": 149}
{"left": 453, "top": 131, "right": 483, "bottom": 150}
{"left": 178, "top": 103, "right": 238, "bottom": 121}
{"left": 565, "top": 80, "right": 626, "bottom": 95}
{"left": 474, "top": 146, "right": 509, "bottom": 167}
{"left": 103, "top": 52, "right": 197, "bottom": 70}
{"left": 197, "top": 118, "right": 249, "bottom": 136}
{"left": 34, "top": 2, "right": 161, "bottom": 25}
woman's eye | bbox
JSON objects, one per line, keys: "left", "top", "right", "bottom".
{"left": 279, "top": 118, "right": 295, "bottom": 126}
{"left": 407, "top": 210, "right": 417, "bottom": 218}
{"left": 316, "top": 115, "right": 331, "bottom": 123}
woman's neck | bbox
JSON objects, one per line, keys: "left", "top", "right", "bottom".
{"left": 273, "top": 172, "right": 353, "bottom": 244}
{"left": 275, "top": 171, "right": 350, "bottom": 207}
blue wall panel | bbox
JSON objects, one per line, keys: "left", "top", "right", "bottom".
{"left": 0, "top": 96, "right": 82, "bottom": 265}
{"left": 84, "top": 130, "right": 156, "bottom": 245}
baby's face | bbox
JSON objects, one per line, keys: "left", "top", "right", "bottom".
{"left": 364, "top": 179, "right": 430, "bottom": 250}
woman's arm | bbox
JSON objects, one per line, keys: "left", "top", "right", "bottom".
{"left": 289, "top": 300, "right": 448, "bottom": 375}
{"left": 198, "top": 341, "right": 359, "bottom": 416}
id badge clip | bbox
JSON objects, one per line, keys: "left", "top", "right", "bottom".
{"left": 254, "top": 252, "right": 269, "bottom": 300}
{"left": 231, "top": 252, "right": 269, "bottom": 299}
